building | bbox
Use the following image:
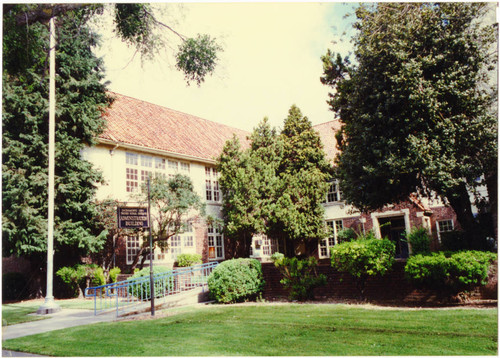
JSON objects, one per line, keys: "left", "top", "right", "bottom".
{"left": 83, "top": 93, "right": 458, "bottom": 272}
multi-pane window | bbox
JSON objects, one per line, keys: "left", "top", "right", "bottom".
{"left": 208, "top": 224, "right": 224, "bottom": 260}
{"left": 183, "top": 236, "right": 194, "bottom": 247}
{"left": 326, "top": 180, "right": 342, "bottom": 203}
{"left": 141, "top": 170, "right": 152, "bottom": 183}
{"left": 437, "top": 219, "right": 454, "bottom": 241}
{"left": 126, "top": 236, "right": 141, "bottom": 264}
{"left": 126, "top": 152, "right": 138, "bottom": 165}
{"left": 319, "top": 219, "right": 344, "bottom": 258}
{"left": 169, "top": 236, "right": 182, "bottom": 259}
{"left": 141, "top": 155, "right": 152, "bottom": 168}
{"left": 126, "top": 168, "right": 138, "bottom": 192}
{"left": 155, "top": 158, "right": 165, "bottom": 170}
{"left": 205, "top": 167, "right": 220, "bottom": 202}
{"left": 168, "top": 160, "right": 178, "bottom": 172}
{"left": 180, "top": 162, "right": 190, "bottom": 172}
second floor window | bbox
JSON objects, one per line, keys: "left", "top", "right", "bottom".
{"left": 326, "top": 180, "right": 342, "bottom": 203}
{"left": 205, "top": 167, "right": 220, "bottom": 202}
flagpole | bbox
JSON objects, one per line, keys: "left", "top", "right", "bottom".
{"left": 37, "top": 16, "right": 61, "bottom": 315}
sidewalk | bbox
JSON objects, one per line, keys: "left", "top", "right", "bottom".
{"left": 2, "top": 308, "right": 119, "bottom": 357}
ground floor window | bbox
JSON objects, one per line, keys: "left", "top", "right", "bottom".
{"left": 319, "top": 219, "right": 343, "bottom": 258}
{"left": 208, "top": 224, "right": 224, "bottom": 260}
{"left": 437, "top": 219, "right": 454, "bottom": 242}
{"left": 126, "top": 236, "right": 141, "bottom": 264}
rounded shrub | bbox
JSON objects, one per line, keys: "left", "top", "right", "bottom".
{"left": 176, "top": 253, "right": 202, "bottom": 267}
{"left": 108, "top": 267, "right": 121, "bottom": 283}
{"left": 407, "top": 227, "right": 431, "bottom": 255}
{"left": 207, "top": 258, "right": 265, "bottom": 303}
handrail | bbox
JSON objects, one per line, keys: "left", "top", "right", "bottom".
{"left": 85, "top": 261, "right": 218, "bottom": 317}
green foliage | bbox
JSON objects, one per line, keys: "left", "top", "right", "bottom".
{"left": 271, "top": 254, "right": 327, "bottom": 301}
{"left": 2, "top": 272, "right": 29, "bottom": 301}
{"left": 127, "top": 266, "right": 173, "bottom": 299}
{"left": 321, "top": 3, "right": 497, "bottom": 243}
{"left": 176, "top": 253, "right": 202, "bottom": 267}
{"left": 176, "top": 34, "right": 222, "bottom": 86}
{"left": 407, "top": 227, "right": 431, "bottom": 255}
{"left": 108, "top": 267, "right": 121, "bottom": 283}
{"left": 218, "top": 109, "right": 332, "bottom": 252}
{"left": 56, "top": 264, "right": 105, "bottom": 297}
{"left": 2, "top": 6, "right": 111, "bottom": 262}
{"left": 405, "top": 251, "right": 497, "bottom": 295}
{"left": 336, "top": 228, "right": 357, "bottom": 244}
{"left": 330, "top": 237, "right": 395, "bottom": 297}
{"left": 207, "top": 259, "right": 265, "bottom": 303}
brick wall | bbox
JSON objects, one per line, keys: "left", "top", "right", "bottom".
{"left": 261, "top": 261, "right": 497, "bottom": 304}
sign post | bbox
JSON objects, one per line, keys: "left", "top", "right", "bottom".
{"left": 117, "top": 190, "right": 154, "bottom": 316}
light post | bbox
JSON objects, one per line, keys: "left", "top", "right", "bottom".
{"left": 147, "top": 177, "right": 155, "bottom": 316}
{"left": 37, "top": 16, "right": 61, "bottom": 315}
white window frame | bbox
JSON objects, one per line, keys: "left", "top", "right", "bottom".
{"left": 326, "top": 180, "right": 342, "bottom": 203}
{"left": 318, "top": 219, "right": 344, "bottom": 258}
{"left": 126, "top": 235, "right": 141, "bottom": 265}
{"left": 205, "top": 167, "right": 221, "bottom": 203}
{"left": 208, "top": 224, "right": 224, "bottom": 260}
{"left": 437, "top": 219, "right": 454, "bottom": 242}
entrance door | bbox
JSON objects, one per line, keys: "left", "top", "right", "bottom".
{"left": 378, "top": 216, "right": 409, "bottom": 258}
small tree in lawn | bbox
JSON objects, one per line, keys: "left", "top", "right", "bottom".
{"left": 130, "top": 174, "right": 204, "bottom": 270}
{"left": 330, "top": 234, "right": 395, "bottom": 299}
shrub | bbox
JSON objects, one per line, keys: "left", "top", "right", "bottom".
{"left": 405, "top": 250, "right": 497, "bottom": 296}
{"left": 108, "top": 267, "right": 121, "bottom": 283}
{"left": 128, "top": 266, "right": 173, "bottom": 299}
{"left": 330, "top": 237, "right": 395, "bottom": 298}
{"left": 92, "top": 267, "right": 106, "bottom": 287}
{"left": 207, "top": 259, "right": 264, "bottom": 303}
{"left": 407, "top": 227, "right": 431, "bottom": 255}
{"left": 271, "top": 254, "right": 327, "bottom": 301}
{"left": 176, "top": 253, "right": 202, "bottom": 267}
{"left": 336, "top": 228, "right": 357, "bottom": 244}
{"left": 56, "top": 265, "right": 87, "bottom": 298}
{"left": 2, "top": 272, "right": 29, "bottom": 301}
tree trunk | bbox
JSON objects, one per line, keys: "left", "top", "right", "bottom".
{"left": 485, "top": 170, "right": 497, "bottom": 241}
{"left": 446, "top": 183, "right": 480, "bottom": 249}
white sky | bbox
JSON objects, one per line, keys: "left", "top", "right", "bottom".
{"left": 93, "top": 2, "right": 358, "bottom": 132}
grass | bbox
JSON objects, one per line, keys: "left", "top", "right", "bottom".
{"left": 2, "top": 303, "right": 497, "bottom": 356}
{"left": 2, "top": 298, "right": 95, "bottom": 326}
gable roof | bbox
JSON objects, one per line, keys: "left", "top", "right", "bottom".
{"left": 99, "top": 92, "right": 250, "bottom": 162}
{"left": 313, "top": 120, "right": 342, "bottom": 164}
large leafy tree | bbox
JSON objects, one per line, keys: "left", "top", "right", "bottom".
{"left": 130, "top": 174, "right": 204, "bottom": 270}
{"left": 321, "top": 3, "right": 497, "bottom": 245}
{"left": 218, "top": 108, "right": 331, "bottom": 257}
{"left": 2, "top": 3, "right": 222, "bottom": 286}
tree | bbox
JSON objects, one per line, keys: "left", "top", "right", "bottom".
{"left": 321, "top": 3, "right": 497, "bottom": 246}
{"left": 218, "top": 108, "right": 332, "bottom": 256}
{"left": 273, "top": 106, "right": 332, "bottom": 255}
{"left": 2, "top": 3, "right": 222, "bottom": 295}
{"left": 129, "top": 174, "right": 204, "bottom": 270}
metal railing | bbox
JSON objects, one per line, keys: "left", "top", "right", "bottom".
{"left": 85, "top": 261, "right": 218, "bottom": 317}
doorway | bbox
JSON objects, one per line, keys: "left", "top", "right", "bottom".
{"left": 378, "top": 216, "right": 409, "bottom": 258}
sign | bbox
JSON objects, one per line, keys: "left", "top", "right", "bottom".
{"left": 117, "top": 207, "right": 149, "bottom": 228}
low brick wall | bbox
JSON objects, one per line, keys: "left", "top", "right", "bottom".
{"left": 261, "top": 262, "right": 497, "bottom": 304}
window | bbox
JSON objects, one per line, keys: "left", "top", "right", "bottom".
{"left": 155, "top": 158, "right": 166, "bottom": 170}
{"left": 126, "top": 168, "right": 138, "bottom": 192}
{"left": 208, "top": 224, "right": 224, "bottom": 260}
{"left": 205, "top": 167, "right": 220, "bottom": 202}
{"left": 180, "top": 162, "right": 190, "bottom": 172}
{"left": 141, "top": 170, "right": 152, "bottom": 183}
{"left": 168, "top": 160, "right": 178, "bottom": 172}
{"left": 437, "top": 219, "right": 454, "bottom": 241}
{"left": 141, "top": 155, "right": 152, "bottom": 168}
{"left": 169, "top": 236, "right": 182, "bottom": 259}
{"left": 183, "top": 236, "right": 194, "bottom": 247}
{"left": 319, "top": 219, "right": 343, "bottom": 258}
{"left": 126, "top": 236, "right": 141, "bottom": 264}
{"left": 326, "top": 180, "right": 342, "bottom": 203}
{"left": 126, "top": 152, "right": 138, "bottom": 166}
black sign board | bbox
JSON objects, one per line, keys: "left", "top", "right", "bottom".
{"left": 117, "top": 207, "right": 149, "bottom": 228}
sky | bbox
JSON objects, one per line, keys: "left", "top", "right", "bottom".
{"left": 92, "top": 2, "right": 358, "bottom": 133}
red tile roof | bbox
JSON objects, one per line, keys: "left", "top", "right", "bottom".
{"left": 99, "top": 92, "right": 250, "bottom": 162}
{"left": 313, "top": 120, "right": 342, "bottom": 164}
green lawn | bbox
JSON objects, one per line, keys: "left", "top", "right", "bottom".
{"left": 2, "top": 298, "right": 95, "bottom": 326}
{"left": 3, "top": 303, "right": 497, "bottom": 356}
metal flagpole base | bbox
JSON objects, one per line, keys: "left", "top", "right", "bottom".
{"left": 36, "top": 296, "right": 61, "bottom": 315}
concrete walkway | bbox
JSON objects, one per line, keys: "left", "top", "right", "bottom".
{"left": 2, "top": 308, "right": 119, "bottom": 357}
